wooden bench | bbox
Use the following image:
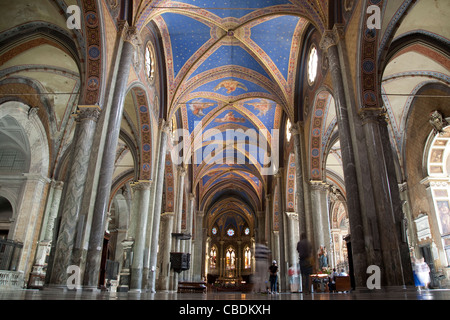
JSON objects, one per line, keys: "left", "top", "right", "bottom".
{"left": 335, "top": 276, "right": 351, "bottom": 292}
{"left": 177, "top": 281, "right": 207, "bottom": 293}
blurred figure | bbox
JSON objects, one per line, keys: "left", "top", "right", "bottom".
{"left": 253, "top": 242, "right": 270, "bottom": 293}
{"left": 288, "top": 264, "right": 299, "bottom": 292}
{"left": 297, "top": 233, "right": 313, "bottom": 294}
{"left": 414, "top": 257, "right": 431, "bottom": 291}
{"left": 339, "top": 268, "right": 347, "bottom": 276}
{"left": 328, "top": 268, "right": 338, "bottom": 293}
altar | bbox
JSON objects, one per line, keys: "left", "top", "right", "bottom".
{"left": 310, "top": 273, "right": 329, "bottom": 293}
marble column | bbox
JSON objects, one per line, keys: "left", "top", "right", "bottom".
{"left": 129, "top": 180, "right": 151, "bottom": 292}
{"left": 148, "top": 122, "right": 171, "bottom": 292}
{"left": 291, "top": 123, "right": 307, "bottom": 237}
{"left": 319, "top": 28, "right": 367, "bottom": 288}
{"left": 285, "top": 211, "right": 299, "bottom": 269}
{"left": 41, "top": 181, "right": 65, "bottom": 243}
{"left": 264, "top": 195, "right": 271, "bottom": 245}
{"left": 360, "top": 109, "right": 410, "bottom": 287}
{"left": 186, "top": 193, "right": 195, "bottom": 281}
{"left": 117, "top": 238, "right": 134, "bottom": 292}
{"left": 158, "top": 212, "right": 174, "bottom": 291}
{"left": 379, "top": 115, "right": 414, "bottom": 286}
{"left": 143, "top": 181, "right": 156, "bottom": 289}
{"left": 310, "top": 181, "right": 332, "bottom": 269}
{"left": 174, "top": 166, "right": 186, "bottom": 252}
{"left": 256, "top": 211, "right": 265, "bottom": 244}
{"left": 48, "top": 106, "right": 100, "bottom": 287}
{"left": 169, "top": 166, "right": 185, "bottom": 290}
{"left": 192, "top": 211, "right": 205, "bottom": 281}
{"left": 275, "top": 171, "right": 286, "bottom": 291}
{"left": 30, "top": 181, "right": 64, "bottom": 281}
{"left": 83, "top": 24, "right": 140, "bottom": 289}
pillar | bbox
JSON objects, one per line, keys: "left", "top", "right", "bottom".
{"left": 129, "top": 180, "right": 151, "bottom": 292}
{"left": 319, "top": 28, "right": 367, "bottom": 288}
{"left": 186, "top": 193, "right": 195, "bottom": 281}
{"left": 158, "top": 212, "right": 174, "bottom": 291}
{"left": 291, "top": 123, "right": 307, "bottom": 237}
{"left": 83, "top": 24, "right": 140, "bottom": 289}
{"left": 173, "top": 166, "right": 186, "bottom": 252}
{"left": 148, "top": 122, "right": 171, "bottom": 292}
{"left": 285, "top": 212, "right": 299, "bottom": 268}
{"left": 117, "top": 239, "right": 134, "bottom": 292}
{"left": 169, "top": 165, "right": 186, "bottom": 290}
{"left": 256, "top": 211, "right": 265, "bottom": 244}
{"left": 360, "top": 109, "right": 412, "bottom": 287}
{"left": 192, "top": 211, "right": 205, "bottom": 281}
{"left": 48, "top": 106, "right": 100, "bottom": 287}
{"left": 30, "top": 181, "right": 64, "bottom": 285}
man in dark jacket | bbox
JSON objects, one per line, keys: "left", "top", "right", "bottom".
{"left": 297, "top": 233, "right": 313, "bottom": 294}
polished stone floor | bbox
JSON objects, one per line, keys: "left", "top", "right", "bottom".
{"left": 1, "top": 288, "right": 449, "bottom": 300}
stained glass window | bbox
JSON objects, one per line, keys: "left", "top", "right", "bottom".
{"left": 227, "top": 228, "right": 235, "bottom": 237}
{"left": 244, "top": 246, "right": 251, "bottom": 269}
{"left": 210, "top": 246, "right": 217, "bottom": 268}
{"left": 226, "top": 247, "right": 236, "bottom": 270}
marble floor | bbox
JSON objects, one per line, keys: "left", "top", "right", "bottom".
{"left": 1, "top": 287, "right": 449, "bottom": 300}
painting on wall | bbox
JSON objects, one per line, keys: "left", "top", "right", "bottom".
{"left": 437, "top": 200, "right": 450, "bottom": 235}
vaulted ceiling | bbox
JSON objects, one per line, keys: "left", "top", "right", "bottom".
{"left": 135, "top": 0, "right": 328, "bottom": 229}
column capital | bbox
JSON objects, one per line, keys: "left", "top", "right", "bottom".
{"left": 197, "top": 210, "right": 205, "bottom": 217}
{"left": 285, "top": 211, "right": 298, "bottom": 220}
{"left": 310, "top": 180, "right": 329, "bottom": 191}
{"left": 161, "top": 120, "right": 171, "bottom": 134}
{"left": 319, "top": 25, "right": 345, "bottom": 52}
{"left": 189, "top": 193, "right": 195, "bottom": 201}
{"left": 74, "top": 105, "right": 101, "bottom": 122}
{"left": 177, "top": 165, "right": 187, "bottom": 176}
{"left": 289, "top": 122, "right": 301, "bottom": 136}
{"left": 51, "top": 180, "right": 64, "bottom": 190}
{"left": 161, "top": 212, "right": 175, "bottom": 220}
{"left": 118, "top": 20, "right": 142, "bottom": 47}
{"left": 130, "top": 180, "right": 152, "bottom": 190}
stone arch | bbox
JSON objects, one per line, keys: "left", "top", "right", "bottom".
{"left": 0, "top": 101, "right": 50, "bottom": 274}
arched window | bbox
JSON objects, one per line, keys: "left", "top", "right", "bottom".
{"left": 307, "top": 45, "right": 318, "bottom": 85}
{"left": 226, "top": 247, "right": 236, "bottom": 270}
{"left": 210, "top": 246, "right": 217, "bottom": 269}
{"left": 286, "top": 118, "right": 292, "bottom": 142}
{"left": 244, "top": 246, "right": 251, "bottom": 269}
{"left": 145, "top": 42, "right": 155, "bottom": 81}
